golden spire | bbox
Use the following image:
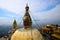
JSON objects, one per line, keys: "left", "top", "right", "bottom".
{"left": 12, "top": 20, "right": 17, "bottom": 31}
{"left": 23, "top": 4, "right": 32, "bottom": 29}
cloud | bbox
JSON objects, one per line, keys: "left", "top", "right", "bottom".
{"left": 0, "top": 0, "right": 27, "bottom": 13}
{"left": 0, "top": 0, "right": 60, "bottom": 25}
{"left": 0, "top": 8, "right": 22, "bottom": 25}
{"left": 0, "top": 0, "right": 60, "bottom": 13}
{"left": 31, "top": 5, "right": 60, "bottom": 25}
{"left": 0, "top": 8, "right": 22, "bottom": 19}
{"left": 0, "top": 17, "right": 13, "bottom": 25}
{"left": 29, "top": 0, "right": 60, "bottom": 12}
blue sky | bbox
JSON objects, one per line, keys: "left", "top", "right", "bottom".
{"left": 0, "top": 0, "right": 60, "bottom": 25}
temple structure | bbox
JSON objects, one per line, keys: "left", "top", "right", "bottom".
{"left": 23, "top": 4, "right": 32, "bottom": 29}
{"left": 11, "top": 4, "right": 44, "bottom": 40}
{"left": 7, "top": 20, "right": 17, "bottom": 40}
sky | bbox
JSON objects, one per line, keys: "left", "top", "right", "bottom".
{"left": 0, "top": 0, "right": 60, "bottom": 25}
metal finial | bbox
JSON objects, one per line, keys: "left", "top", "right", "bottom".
{"left": 26, "top": 3, "right": 28, "bottom": 7}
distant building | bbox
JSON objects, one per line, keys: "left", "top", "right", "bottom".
{"left": 54, "top": 27, "right": 60, "bottom": 33}
{"left": 41, "top": 24, "right": 56, "bottom": 34}
{"left": 0, "top": 37, "right": 7, "bottom": 40}
{"left": 40, "top": 24, "right": 60, "bottom": 39}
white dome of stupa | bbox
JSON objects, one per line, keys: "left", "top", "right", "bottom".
{"left": 11, "top": 28, "right": 44, "bottom": 40}
{"left": 11, "top": 4, "right": 44, "bottom": 40}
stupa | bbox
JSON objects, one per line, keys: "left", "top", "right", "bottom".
{"left": 11, "top": 4, "right": 44, "bottom": 40}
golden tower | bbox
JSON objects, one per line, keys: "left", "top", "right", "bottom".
{"left": 12, "top": 20, "right": 17, "bottom": 32}
{"left": 23, "top": 4, "right": 32, "bottom": 29}
{"left": 8, "top": 20, "right": 17, "bottom": 40}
